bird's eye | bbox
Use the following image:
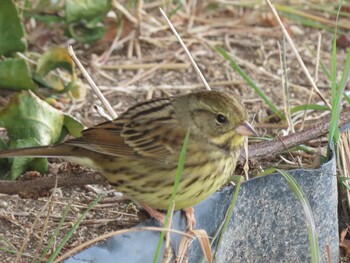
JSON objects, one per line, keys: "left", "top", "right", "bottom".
{"left": 216, "top": 114, "right": 227, "bottom": 125}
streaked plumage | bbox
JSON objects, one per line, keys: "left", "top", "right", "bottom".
{"left": 0, "top": 91, "right": 256, "bottom": 210}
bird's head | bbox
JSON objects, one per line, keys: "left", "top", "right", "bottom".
{"left": 174, "top": 91, "right": 257, "bottom": 151}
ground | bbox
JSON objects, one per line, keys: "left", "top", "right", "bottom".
{"left": 0, "top": 1, "right": 349, "bottom": 262}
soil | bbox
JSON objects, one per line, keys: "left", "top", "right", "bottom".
{"left": 0, "top": 1, "right": 349, "bottom": 262}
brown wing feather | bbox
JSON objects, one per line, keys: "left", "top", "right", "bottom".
{"left": 66, "top": 97, "right": 187, "bottom": 163}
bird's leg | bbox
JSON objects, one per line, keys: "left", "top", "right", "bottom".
{"left": 141, "top": 203, "right": 166, "bottom": 225}
{"left": 142, "top": 203, "right": 175, "bottom": 262}
{"left": 142, "top": 204, "right": 196, "bottom": 231}
{"left": 183, "top": 207, "right": 196, "bottom": 231}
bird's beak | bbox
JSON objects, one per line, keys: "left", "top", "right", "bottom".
{"left": 235, "top": 121, "right": 259, "bottom": 137}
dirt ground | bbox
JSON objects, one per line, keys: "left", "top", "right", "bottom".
{"left": 0, "top": 1, "right": 349, "bottom": 262}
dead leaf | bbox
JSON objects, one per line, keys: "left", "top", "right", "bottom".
{"left": 337, "top": 34, "right": 350, "bottom": 49}
{"left": 340, "top": 228, "right": 350, "bottom": 256}
{"left": 177, "top": 229, "right": 212, "bottom": 263}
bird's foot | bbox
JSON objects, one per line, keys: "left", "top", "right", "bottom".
{"left": 142, "top": 204, "right": 196, "bottom": 231}
{"left": 141, "top": 203, "right": 167, "bottom": 226}
{"left": 183, "top": 207, "right": 196, "bottom": 231}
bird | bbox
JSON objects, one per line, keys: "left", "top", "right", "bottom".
{"left": 0, "top": 90, "right": 257, "bottom": 228}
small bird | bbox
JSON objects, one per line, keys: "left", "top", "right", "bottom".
{"left": 0, "top": 91, "right": 257, "bottom": 227}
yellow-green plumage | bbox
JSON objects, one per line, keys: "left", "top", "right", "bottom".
{"left": 0, "top": 91, "right": 256, "bottom": 210}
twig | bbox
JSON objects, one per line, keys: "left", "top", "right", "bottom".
{"left": 100, "top": 62, "right": 190, "bottom": 70}
{"left": 266, "top": 0, "right": 331, "bottom": 108}
{"left": 112, "top": 0, "right": 138, "bottom": 24}
{"left": 53, "top": 226, "right": 193, "bottom": 263}
{"left": 301, "top": 33, "right": 322, "bottom": 131}
{"left": 159, "top": 8, "right": 211, "bottom": 91}
{"left": 278, "top": 40, "right": 294, "bottom": 134}
{"left": 240, "top": 107, "right": 350, "bottom": 162}
{"left": 68, "top": 46, "right": 118, "bottom": 119}
{"left": 0, "top": 172, "right": 108, "bottom": 195}
{"left": 93, "top": 105, "right": 113, "bottom": 121}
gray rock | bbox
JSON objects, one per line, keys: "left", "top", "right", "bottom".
{"left": 66, "top": 156, "right": 338, "bottom": 263}
{"left": 215, "top": 159, "right": 338, "bottom": 263}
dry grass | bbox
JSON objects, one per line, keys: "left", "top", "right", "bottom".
{"left": 1, "top": 0, "right": 349, "bottom": 262}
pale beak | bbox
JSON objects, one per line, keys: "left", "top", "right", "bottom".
{"left": 235, "top": 121, "right": 259, "bottom": 137}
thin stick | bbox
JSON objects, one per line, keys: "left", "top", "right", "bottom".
{"left": 100, "top": 62, "right": 190, "bottom": 70}
{"left": 266, "top": 0, "right": 331, "bottom": 109}
{"left": 53, "top": 226, "right": 193, "bottom": 263}
{"left": 112, "top": 0, "right": 138, "bottom": 24}
{"left": 301, "top": 33, "right": 322, "bottom": 130}
{"left": 159, "top": 8, "right": 211, "bottom": 91}
{"left": 93, "top": 105, "right": 113, "bottom": 121}
{"left": 278, "top": 40, "right": 294, "bottom": 134}
{"left": 68, "top": 46, "right": 118, "bottom": 119}
{"left": 241, "top": 107, "right": 350, "bottom": 162}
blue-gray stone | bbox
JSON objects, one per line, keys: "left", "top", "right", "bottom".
{"left": 66, "top": 156, "right": 338, "bottom": 263}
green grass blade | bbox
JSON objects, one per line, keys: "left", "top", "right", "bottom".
{"left": 330, "top": 6, "right": 339, "bottom": 103}
{"left": 307, "top": 3, "right": 350, "bottom": 17}
{"left": 307, "top": 45, "right": 350, "bottom": 105}
{"left": 216, "top": 47, "right": 283, "bottom": 119}
{"left": 328, "top": 2, "right": 347, "bottom": 149}
{"left": 0, "top": 235, "right": 17, "bottom": 255}
{"left": 344, "top": 93, "right": 350, "bottom": 105}
{"left": 276, "top": 169, "right": 320, "bottom": 263}
{"left": 47, "top": 196, "right": 102, "bottom": 263}
{"left": 266, "top": 104, "right": 329, "bottom": 121}
{"left": 290, "top": 104, "right": 329, "bottom": 113}
{"left": 212, "top": 177, "right": 242, "bottom": 262}
{"left": 168, "top": 0, "right": 184, "bottom": 18}
{"left": 281, "top": 13, "right": 334, "bottom": 32}
{"left": 152, "top": 129, "right": 190, "bottom": 263}
{"left": 331, "top": 47, "right": 350, "bottom": 140}
{"left": 39, "top": 203, "right": 71, "bottom": 261}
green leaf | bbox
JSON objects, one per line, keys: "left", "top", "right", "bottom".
{"left": 63, "top": 114, "right": 84, "bottom": 138}
{"left": 276, "top": 169, "right": 320, "bottom": 263}
{"left": 29, "top": 157, "right": 48, "bottom": 174}
{"left": 9, "top": 138, "right": 41, "bottom": 180}
{"left": 0, "top": 91, "right": 67, "bottom": 179}
{"left": 67, "top": 81, "right": 84, "bottom": 99}
{"left": 56, "top": 114, "right": 84, "bottom": 143}
{"left": 65, "top": 0, "right": 109, "bottom": 43}
{"left": 0, "top": 138, "right": 10, "bottom": 177}
{"left": 37, "top": 47, "right": 74, "bottom": 76}
{"left": 0, "top": 58, "right": 37, "bottom": 90}
{"left": 0, "top": 91, "right": 64, "bottom": 145}
{"left": 0, "top": 91, "right": 84, "bottom": 179}
{"left": 68, "top": 23, "right": 105, "bottom": 43}
{"left": 65, "top": 0, "right": 110, "bottom": 24}
{"left": 0, "top": 0, "right": 27, "bottom": 55}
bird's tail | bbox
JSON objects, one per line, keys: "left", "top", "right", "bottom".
{"left": 0, "top": 144, "right": 78, "bottom": 158}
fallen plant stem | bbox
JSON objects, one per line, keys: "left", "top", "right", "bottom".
{"left": 266, "top": 0, "right": 331, "bottom": 108}
{"left": 68, "top": 46, "right": 118, "bottom": 119}
{"left": 53, "top": 226, "right": 194, "bottom": 263}
{"left": 241, "top": 107, "right": 350, "bottom": 162}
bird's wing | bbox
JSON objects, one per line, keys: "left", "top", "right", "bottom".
{"left": 67, "top": 98, "right": 187, "bottom": 163}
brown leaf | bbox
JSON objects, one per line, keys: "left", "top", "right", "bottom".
{"left": 337, "top": 34, "right": 350, "bottom": 49}
{"left": 341, "top": 6, "right": 350, "bottom": 14}
{"left": 192, "top": 229, "right": 212, "bottom": 263}
{"left": 340, "top": 228, "right": 350, "bottom": 256}
{"left": 177, "top": 229, "right": 212, "bottom": 263}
